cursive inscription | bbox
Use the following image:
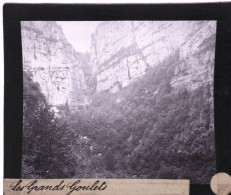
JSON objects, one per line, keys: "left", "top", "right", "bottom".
{"left": 10, "top": 179, "right": 107, "bottom": 194}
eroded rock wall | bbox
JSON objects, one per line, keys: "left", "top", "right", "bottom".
{"left": 22, "top": 21, "right": 217, "bottom": 112}
{"left": 21, "top": 21, "right": 90, "bottom": 111}
{"left": 90, "top": 21, "right": 216, "bottom": 93}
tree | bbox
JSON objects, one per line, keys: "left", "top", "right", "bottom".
{"left": 22, "top": 71, "right": 78, "bottom": 178}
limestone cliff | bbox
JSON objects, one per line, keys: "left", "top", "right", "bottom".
{"left": 21, "top": 21, "right": 91, "bottom": 111}
{"left": 90, "top": 21, "right": 216, "bottom": 93}
{"left": 170, "top": 21, "right": 216, "bottom": 133}
{"left": 21, "top": 21, "right": 216, "bottom": 112}
{"left": 90, "top": 20, "right": 216, "bottom": 137}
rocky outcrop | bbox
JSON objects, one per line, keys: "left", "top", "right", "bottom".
{"left": 90, "top": 20, "right": 216, "bottom": 135}
{"left": 21, "top": 21, "right": 90, "bottom": 111}
{"left": 90, "top": 21, "right": 216, "bottom": 93}
{"left": 171, "top": 21, "right": 216, "bottom": 91}
{"left": 21, "top": 21, "right": 216, "bottom": 112}
{"left": 170, "top": 21, "right": 216, "bottom": 133}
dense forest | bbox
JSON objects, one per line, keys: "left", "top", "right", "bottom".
{"left": 22, "top": 51, "right": 216, "bottom": 184}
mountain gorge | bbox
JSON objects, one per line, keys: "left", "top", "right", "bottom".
{"left": 22, "top": 21, "right": 216, "bottom": 111}
{"left": 22, "top": 20, "right": 217, "bottom": 183}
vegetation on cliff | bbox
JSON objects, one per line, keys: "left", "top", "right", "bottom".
{"left": 23, "top": 71, "right": 78, "bottom": 178}
{"left": 22, "top": 51, "right": 216, "bottom": 183}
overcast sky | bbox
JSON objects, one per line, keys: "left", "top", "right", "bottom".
{"left": 57, "top": 21, "right": 101, "bottom": 53}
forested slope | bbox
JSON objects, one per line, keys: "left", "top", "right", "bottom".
{"left": 22, "top": 21, "right": 216, "bottom": 184}
{"left": 61, "top": 52, "right": 215, "bottom": 183}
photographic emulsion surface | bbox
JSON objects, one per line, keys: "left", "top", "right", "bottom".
{"left": 21, "top": 20, "right": 216, "bottom": 184}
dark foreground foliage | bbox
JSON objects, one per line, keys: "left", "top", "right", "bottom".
{"left": 23, "top": 71, "right": 78, "bottom": 178}
{"left": 22, "top": 52, "right": 216, "bottom": 183}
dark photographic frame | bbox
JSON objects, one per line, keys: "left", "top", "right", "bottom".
{"left": 3, "top": 3, "right": 231, "bottom": 194}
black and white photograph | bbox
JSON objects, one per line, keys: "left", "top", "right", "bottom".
{"left": 21, "top": 20, "right": 217, "bottom": 184}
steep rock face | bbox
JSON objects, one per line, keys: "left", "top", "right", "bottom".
{"left": 170, "top": 21, "right": 216, "bottom": 132}
{"left": 22, "top": 21, "right": 216, "bottom": 113}
{"left": 21, "top": 21, "right": 90, "bottom": 111}
{"left": 90, "top": 21, "right": 216, "bottom": 93}
{"left": 90, "top": 21, "right": 141, "bottom": 93}
{"left": 171, "top": 21, "right": 216, "bottom": 91}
